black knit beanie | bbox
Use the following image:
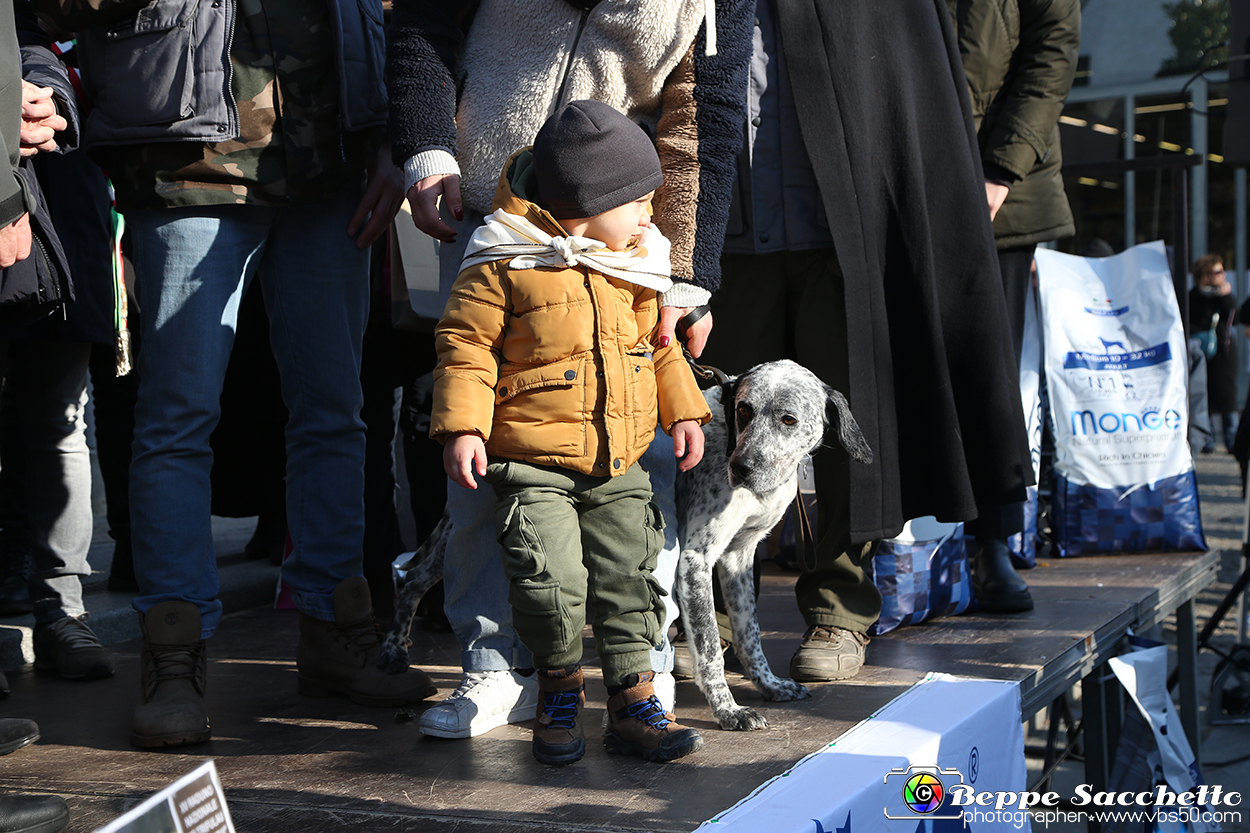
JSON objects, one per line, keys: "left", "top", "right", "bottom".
{"left": 532, "top": 100, "right": 663, "bottom": 220}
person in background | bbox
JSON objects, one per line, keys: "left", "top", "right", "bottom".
{"left": 0, "top": 3, "right": 75, "bottom": 829}
{"left": 0, "top": 0, "right": 115, "bottom": 682}
{"left": 385, "top": 0, "right": 750, "bottom": 740}
{"left": 949, "top": 0, "right": 1080, "bottom": 612}
{"left": 1189, "top": 253, "right": 1238, "bottom": 453}
{"left": 45, "top": 0, "right": 436, "bottom": 749}
{"left": 701, "top": 0, "right": 1033, "bottom": 682}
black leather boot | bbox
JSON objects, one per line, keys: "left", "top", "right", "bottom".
{"left": 973, "top": 538, "right": 1034, "bottom": 613}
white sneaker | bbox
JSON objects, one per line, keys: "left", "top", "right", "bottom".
{"left": 418, "top": 670, "right": 540, "bottom": 739}
{"left": 652, "top": 670, "right": 676, "bottom": 714}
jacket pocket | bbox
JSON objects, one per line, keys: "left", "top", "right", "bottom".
{"left": 638, "top": 498, "right": 668, "bottom": 647}
{"left": 97, "top": 0, "right": 201, "bottom": 126}
{"left": 626, "top": 350, "right": 658, "bottom": 450}
{"left": 497, "top": 498, "right": 575, "bottom": 660}
{"left": 491, "top": 357, "right": 588, "bottom": 458}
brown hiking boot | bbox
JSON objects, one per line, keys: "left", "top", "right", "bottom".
{"left": 788, "top": 625, "right": 869, "bottom": 682}
{"left": 296, "top": 577, "right": 437, "bottom": 707}
{"left": 533, "top": 666, "right": 586, "bottom": 766}
{"left": 130, "top": 601, "right": 211, "bottom": 748}
{"left": 604, "top": 671, "right": 703, "bottom": 762}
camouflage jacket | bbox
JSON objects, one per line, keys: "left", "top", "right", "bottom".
{"left": 71, "top": 0, "right": 386, "bottom": 208}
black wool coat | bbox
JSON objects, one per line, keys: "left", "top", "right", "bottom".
{"left": 775, "top": 0, "right": 1032, "bottom": 542}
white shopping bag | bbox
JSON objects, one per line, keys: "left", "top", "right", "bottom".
{"left": 1109, "top": 640, "right": 1217, "bottom": 833}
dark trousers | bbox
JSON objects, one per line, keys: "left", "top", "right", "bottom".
{"left": 703, "top": 249, "right": 881, "bottom": 634}
{"left": 966, "top": 245, "right": 1034, "bottom": 540}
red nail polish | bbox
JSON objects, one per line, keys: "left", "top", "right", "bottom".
{"left": 660, "top": 336, "right": 671, "bottom": 347}
{"left": 453, "top": 207, "right": 464, "bottom": 220}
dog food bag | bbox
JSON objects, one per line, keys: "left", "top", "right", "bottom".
{"left": 868, "top": 517, "right": 973, "bottom": 635}
{"left": 1010, "top": 282, "right": 1044, "bottom": 568}
{"left": 1035, "top": 242, "right": 1206, "bottom": 556}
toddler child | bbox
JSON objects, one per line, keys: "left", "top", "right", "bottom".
{"left": 431, "top": 100, "right": 711, "bottom": 765}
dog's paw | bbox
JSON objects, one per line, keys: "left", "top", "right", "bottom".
{"left": 376, "top": 642, "right": 411, "bottom": 674}
{"left": 760, "top": 678, "right": 811, "bottom": 702}
{"left": 716, "top": 705, "right": 770, "bottom": 731}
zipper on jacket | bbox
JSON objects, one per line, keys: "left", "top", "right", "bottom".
{"left": 31, "top": 232, "right": 63, "bottom": 318}
{"left": 222, "top": 0, "right": 239, "bottom": 138}
{"left": 553, "top": 7, "right": 592, "bottom": 113}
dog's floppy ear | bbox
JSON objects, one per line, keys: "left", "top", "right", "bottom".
{"left": 824, "top": 386, "right": 873, "bottom": 464}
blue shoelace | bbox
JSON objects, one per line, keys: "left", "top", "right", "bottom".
{"left": 542, "top": 691, "right": 580, "bottom": 729}
{"left": 623, "top": 696, "right": 671, "bottom": 730}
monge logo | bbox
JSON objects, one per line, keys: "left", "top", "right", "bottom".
{"left": 1070, "top": 406, "right": 1183, "bottom": 436}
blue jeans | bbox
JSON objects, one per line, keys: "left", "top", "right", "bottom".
{"left": 438, "top": 210, "right": 677, "bottom": 673}
{"left": 127, "top": 188, "right": 369, "bottom": 637}
{"left": 0, "top": 339, "right": 92, "bottom": 624}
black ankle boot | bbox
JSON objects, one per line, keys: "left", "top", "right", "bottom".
{"left": 973, "top": 538, "right": 1034, "bottom": 613}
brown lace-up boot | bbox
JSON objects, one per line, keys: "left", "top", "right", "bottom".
{"left": 533, "top": 666, "right": 586, "bottom": 766}
{"left": 296, "top": 577, "right": 436, "bottom": 707}
{"left": 130, "top": 601, "right": 210, "bottom": 748}
{"left": 604, "top": 670, "right": 703, "bottom": 762}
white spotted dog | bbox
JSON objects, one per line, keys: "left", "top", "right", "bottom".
{"left": 675, "top": 359, "right": 872, "bottom": 731}
{"left": 378, "top": 513, "right": 449, "bottom": 674}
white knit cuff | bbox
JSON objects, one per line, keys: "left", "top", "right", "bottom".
{"left": 660, "top": 282, "right": 712, "bottom": 308}
{"left": 403, "top": 149, "right": 461, "bottom": 193}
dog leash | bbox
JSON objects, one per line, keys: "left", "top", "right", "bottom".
{"left": 792, "top": 471, "right": 819, "bottom": 573}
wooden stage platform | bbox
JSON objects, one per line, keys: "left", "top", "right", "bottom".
{"left": 0, "top": 549, "right": 1218, "bottom": 832}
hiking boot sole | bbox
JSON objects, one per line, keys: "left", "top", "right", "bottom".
{"left": 603, "top": 728, "right": 703, "bottom": 762}
{"left": 297, "top": 675, "right": 437, "bottom": 708}
{"left": 129, "top": 727, "right": 212, "bottom": 749}
{"left": 532, "top": 736, "right": 586, "bottom": 766}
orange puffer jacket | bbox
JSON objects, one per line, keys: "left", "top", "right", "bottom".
{"left": 431, "top": 153, "right": 711, "bottom": 477}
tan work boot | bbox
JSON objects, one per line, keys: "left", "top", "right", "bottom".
{"left": 788, "top": 625, "right": 869, "bottom": 682}
{"left": 296, "top": 576, "right": 437, "bottom": 707}
{"left": 130, "top": 601, "right": 210, "bottom": 748}
{"left": 533, "top": 666, "right": 586, "bottom": 766}
{"left": 604, "top": 670, "right": 703, "bottom": 762}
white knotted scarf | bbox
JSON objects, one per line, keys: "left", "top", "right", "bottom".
{"left": 459, "top": 209, "right": 674, "bottom": 293}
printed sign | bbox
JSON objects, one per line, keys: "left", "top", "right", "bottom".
{"left": 92, "top": 760, "right": 235, "bottom": 833}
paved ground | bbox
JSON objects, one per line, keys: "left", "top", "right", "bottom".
{"left": 0, "top": 453, "right": 1247, "bottom": 832}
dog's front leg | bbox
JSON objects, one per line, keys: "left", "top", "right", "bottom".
{"left": 379, "top": 512, "right": 449, "bottom": 674}
{"left": 718, "top": 555, "right": 809, "bottom": 704}
{"left": 677, "top": 553, "right": 769, "bottom": 731}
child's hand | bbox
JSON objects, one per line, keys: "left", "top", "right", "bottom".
{"left": 444, "top": 433, "right": 487, "bottom": 489}
{"left": 672, "top": 420, "right": 705, "bottom": 472}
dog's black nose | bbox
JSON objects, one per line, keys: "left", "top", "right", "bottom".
{"left": 730, "top": 460, "right": 752, "bottom": 483}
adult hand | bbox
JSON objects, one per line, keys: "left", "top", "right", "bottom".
{"left": 347, "top": 143, "right": 405, "bottom": 249}
{"left": 20, "top": 81, "right": 66, "bottom": 156}
{"left": 407, "top": 173, "right": 462, "bottom": 243}
{"left": 443, "top": 433, "right": 487, "bottom": 489}
{"left": 672, "top": 419, "right": 705, "bottom": 472}
{"left": 658, "top": 305, "right": 713, "bottom": 358}
{"left": 985, "top": 180, "right": 1009, "bottom": 221}
{"left": 0, "top": 212, "right": 32, "bottom": 268}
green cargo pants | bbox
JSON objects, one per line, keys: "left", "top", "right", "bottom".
{"left": 485, "top": 459, "right": 667, "bottom": 687}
